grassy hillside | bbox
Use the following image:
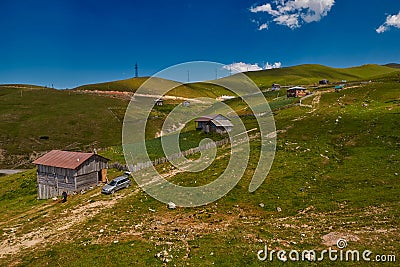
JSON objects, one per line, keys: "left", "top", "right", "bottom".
{"left": 243, "top": 64, "right": 399, "bottom": 89}
{"left": 74, "top": 64, "right": 400, "bottom": 96}
{"left": 74, "top": 77, "right": 232, "bottom": 99}
{"left": 0, "top": 80, "right": 399, "bottom": 266}
{"left": 0, "top": 86, "right": 128, "bottom": 168}
{"left": 75, "top": 76, "right": 160, "bottom": 92}
{"left": 0, "top": 85, "right": 231, "bottom": 168}
{"left": 2, "top": 63, "right": 398, "bottom": 169}
{"left": 384, "top": 63, "right": 400, "bottom": 69}
{"left": 0, "top": 84, "right": 49, "bottom": 89}
{"left": 0, "top": 86, "right": 232, "bottom": 168}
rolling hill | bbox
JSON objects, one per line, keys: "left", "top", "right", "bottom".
{"left": 75, "top": 76, "right": 161, "bottom": 92}
{"left": 1, "top": 63, "right": 399, "bottom": 169}
{"left": 74, "top": 76, "right": 232, "bottom": 99}
{"left": 243, "top": 64, "right": 399, "bottom": 88}
{"left": 0, "top": 84, "right": 49, "bottom": 89}
{"left": 0, "top": 78, "right": 399, "bottom": 266}
{"left": 0, "top": 86, "right": 129, "bottom": 168}
{"left": 73, "top": 64, "right": 400, "bottom": 93}
{"left": 384, "top": 63, "right": 400, "bottom": 69}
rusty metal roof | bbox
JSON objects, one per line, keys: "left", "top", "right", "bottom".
{"left": 33, "top": 150, "right": 106, "bottom": 169}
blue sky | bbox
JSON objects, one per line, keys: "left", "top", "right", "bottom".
{"left": 0, "top": 0, "right": 399, "bottom": 88}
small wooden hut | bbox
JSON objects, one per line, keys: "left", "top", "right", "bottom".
{"left": 319, "top": 79, "right": 329, "bottom": 85}
{"left": 195, "top": 114, "right": 233, "bottom": 134}
{"left": 33, "top": 150, "right": 109, "bottom": 199}
{"left": 287, "top": 86, "right": 307, "bottom": 98}
{"left": 154, "top": 99, "right": 164, "bottom": 106}
{"left": 272, "top": 83, "right": 281, "bottom": 91}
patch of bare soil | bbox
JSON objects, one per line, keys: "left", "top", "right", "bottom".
{"left": 0, "top": 162, "right": 189, "bottom": 258}
{"left": 76, "top": 90, "right": 133, "bottom": 100}
{"left": 322, "top": 232, "right": 360, "bottom": 247}
{"left": 0, "top": 190, "right": 134, "bottom": 258}
{"left": 0, "top": 149, "right": 6, "bottom": 162}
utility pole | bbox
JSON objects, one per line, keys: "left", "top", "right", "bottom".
{"left": 135, "top": 62, "right": 138, "bottom": 78}
{"left": 187, "top": 70, "right": 190, "bottom": 82}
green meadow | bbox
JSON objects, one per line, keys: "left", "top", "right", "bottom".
{"left": 0, "top": 64, "right": 399, "bottom": 266}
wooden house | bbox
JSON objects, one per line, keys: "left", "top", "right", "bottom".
{"left": 272, "top": 83, "right": 281, "bottom": 91}
{"left": 287, "top": 86, "right": 307, "bottom": 98}
{"left": 154, "top": 99, "right": 164, "bottom": 106}
{"left": 195, "top": 114, "right": 233, "bottom": 134}
{"left": 319, "top": 79, "right": 329, "bottom": 85}
{"left": 33, "top": 150, "right": 109, "bottom": 199}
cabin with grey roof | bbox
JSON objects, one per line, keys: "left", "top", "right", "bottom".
{"left": 194, "top": 114, "right": 233, "bottom": 134}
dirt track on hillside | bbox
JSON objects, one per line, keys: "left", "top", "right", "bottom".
{"left": 0, "top": 190, "right": 136, "bottom": 258}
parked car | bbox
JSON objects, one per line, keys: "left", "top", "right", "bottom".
{"left": 101, "top": 174, "right": 131, "bottom": 194}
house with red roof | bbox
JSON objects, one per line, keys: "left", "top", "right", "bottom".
{"left": 33, "top": 150, "right": 109, "bottom": 199}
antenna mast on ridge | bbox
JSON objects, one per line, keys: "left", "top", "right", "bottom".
{"left": 135, "top": 63, "right": 138, "bottom": 78}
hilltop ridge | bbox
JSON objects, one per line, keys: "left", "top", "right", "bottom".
{"left": 384, "top": 63, "right": 400, "bottom": 69}
{"left": 73, "top": 64, "right": 399, "bottom": 93}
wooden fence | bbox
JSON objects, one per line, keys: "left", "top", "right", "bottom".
{"left": 126, "top": 138, "right": 230, "bottom": 173}
{"left": 114, "top": 130, "right": 256, "bottom": 174}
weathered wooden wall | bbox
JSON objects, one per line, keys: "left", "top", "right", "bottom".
{"left": 76, "top": 155, "right": 108, "bottom": 176}
{"left": 37, "top": 164, "right": 75, "bottom": 177}
{"left": 37, "top": 168, "right": 76, "bottom": 199}
{"left": 38, "top": 183, "right": 57, "bottom": 200}
{"left": 75, "top": 172, "right": 98, "bottom": 191}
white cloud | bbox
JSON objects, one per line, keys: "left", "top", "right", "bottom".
{"left": 250, "top": 3, "right": 280, "bottom": 16}
{"left": 250, "top": 0, "right": 335, "bottom": 30}
{"left": 258, "top": 23, "right": 268, "bottom": 30}
{"left": 376, "top": 11, "right": 400, "bottom": 33}
{"left": 223, "top": 62, "right": 282, "bottom": 73}
{"left": 249, "top": 3, "right": 271, "bottom": 13}
{"left": 376, "top": 25, "right": 387, "bottom": 34}
{"left": 224, "top": 62, "right": 262, "bottom": 72}
{"left": 251, "top": 19, "right": 269, "bottom": 31}
{"left": 265, "top": 62, "right": 282, "bottom": 69}
{"left": 273, "top": 14, "right": 300, "bottom": 29}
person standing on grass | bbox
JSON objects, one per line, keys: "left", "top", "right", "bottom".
{"left": 62, "top": 191, "right": 67, "bottom": 203}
